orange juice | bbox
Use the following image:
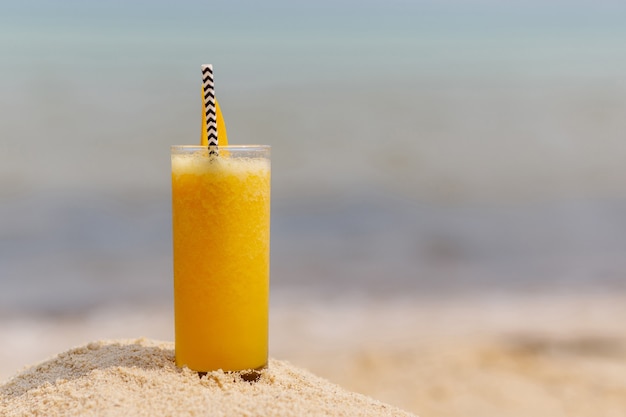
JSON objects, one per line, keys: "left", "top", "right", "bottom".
{"left": 171, "top": 146, "right": 270, "bottom": 372}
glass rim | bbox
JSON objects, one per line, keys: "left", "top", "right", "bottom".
{"left": 171, "top": 145, "right": 270, "bottom": 150}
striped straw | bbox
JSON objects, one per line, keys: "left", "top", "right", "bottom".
{"left": 201, "top": 64, "right": 218, "bottom": 156}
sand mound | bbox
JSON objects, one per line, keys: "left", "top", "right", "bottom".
{"left": 0, "top": 338, "right": 416, "bottom": 417}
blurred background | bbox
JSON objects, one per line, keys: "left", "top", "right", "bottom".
{"left": 2, "top": 0, "right": 626, "bottom": 313}
{"left": 2, "top": 1, "right": 626, "bottom": 413}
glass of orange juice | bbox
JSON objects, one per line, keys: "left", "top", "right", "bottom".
{"left": 171, "top": 145, "right": 271, "bottom": 372}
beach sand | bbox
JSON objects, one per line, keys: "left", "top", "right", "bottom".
{"left": 270, "top": 294, "right": 626, "bottom": 417}
{"left": 1, "top": 293, "right": 626, "bottom": 416}
{"left": 0, "top": 338, "right": 415, "bottom": 417}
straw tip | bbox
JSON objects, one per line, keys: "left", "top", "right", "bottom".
{"left": 201, "top": 64, "right": 213, "bottom": 71}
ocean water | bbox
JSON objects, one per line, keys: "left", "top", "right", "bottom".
{"left": 2, "top": 1, "right": 626, "bottom": 314}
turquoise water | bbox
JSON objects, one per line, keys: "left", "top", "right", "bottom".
{"left": 2, "top": 1, "right": 626, "bottom": 314}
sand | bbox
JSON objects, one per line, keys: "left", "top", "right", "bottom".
{"left": 2, "top": 294, "right": 626, "bottom": 417}
{"left": 0, "top": 338, "right": 416, "bottom": 417}
{"left": 279, "top": 296, "right": 626, "bottom": 417}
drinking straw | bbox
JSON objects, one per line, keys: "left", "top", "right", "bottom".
{"left": 201, "top": 64, "right": 218, "bottom": 156}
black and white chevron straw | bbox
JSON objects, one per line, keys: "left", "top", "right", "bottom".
{"left": 201, "top": 64, "right": 218, "bottom": 156}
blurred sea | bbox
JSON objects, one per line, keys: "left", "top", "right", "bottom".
{"left": 2, "top": 1, "right": 626, "bottom": 315}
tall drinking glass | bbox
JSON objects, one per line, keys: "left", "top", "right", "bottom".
{"left": 171, "top": 145, "right": 271, "bottom": 372}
